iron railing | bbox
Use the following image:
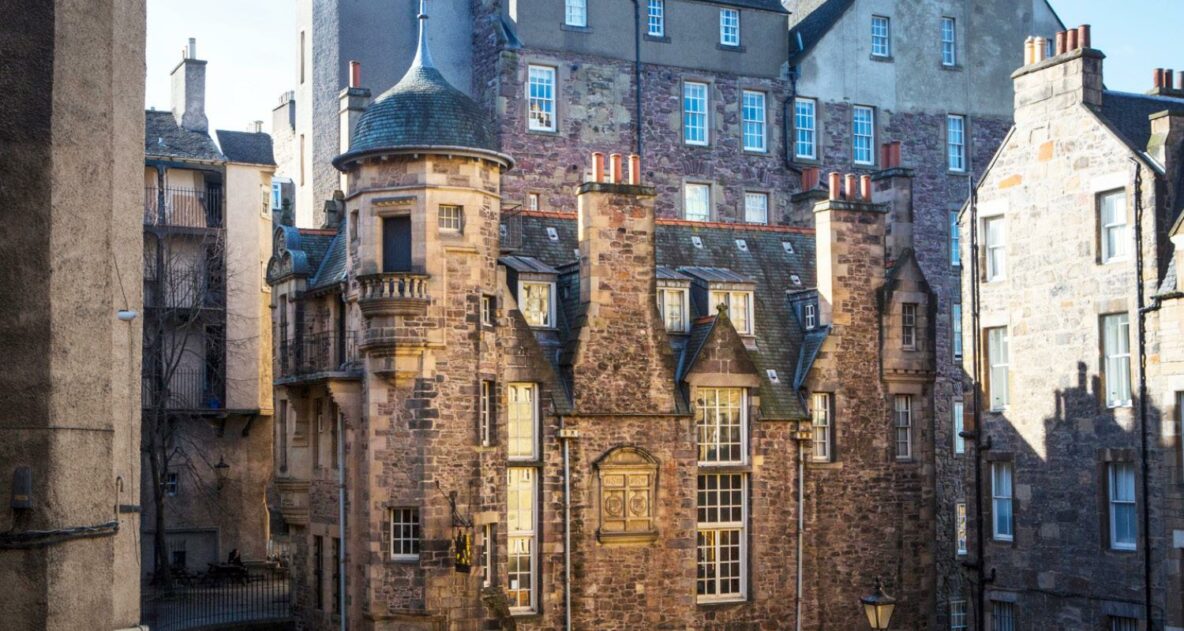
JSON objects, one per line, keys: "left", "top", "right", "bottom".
{"left": 145, "top": 186, "right": 224, "bottom": 229}
{"left": 140, "top": 566, "right": 291, "bottom": 631}
{"left": 277, "top": 330, "right": 359, "bottom": 377}
{"left": 142, "top": 368, "right": 224, "bottom": 411}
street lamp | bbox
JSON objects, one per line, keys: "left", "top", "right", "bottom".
{"left": 214, "top": 455, "right": 230, "bottom": 490}
{"left": 861, "top": 577, "right": 897, "bottom": 630}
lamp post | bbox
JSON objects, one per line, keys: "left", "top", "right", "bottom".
{"left": 214, "top": 455, "right": 230, "bottom": 490}
{"left": 861, "top": 577, "right": 897, "bottom": 630}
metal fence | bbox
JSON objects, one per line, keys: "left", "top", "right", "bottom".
{"left": 145, "top": 186, "right": 224, "bottom": 229}
{"left": 142, "top": 368, "right": 224, "bottom": 411}
{"left": 140, "top": 567, "right": 292, "bottom": 631}
{"left": 277, "top": 330, "right": 359, "bottom": 377}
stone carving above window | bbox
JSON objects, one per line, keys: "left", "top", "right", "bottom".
{"left": 596, "top": 447, "right": 658, "bottom": 544}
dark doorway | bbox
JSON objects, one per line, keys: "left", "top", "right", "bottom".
{"left": 382, "top": 216, "right": 412, "bottom": 272}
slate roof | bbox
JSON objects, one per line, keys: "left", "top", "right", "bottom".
{"left": 1157, "top": 257, "right": 1178, "bottom": 297}
{"left": 512, "top": 212, "right": 817, "bottom": 419}
{"left": 294, "top": 228, "right": 336, "bottom": 278}
{"left": 499, "top": 255, "right": 560, "bottom": 274}
{"left": 787, "top": 0, "right": 853, "bottom": 64}
{"left": 1097, "top": 91, "right": 1184, "bottom": 157}
{"left": 309, "top": 230, "right": 348, "bottom": 291}
{"left": 712, "top": 0, "right": 789, "bottom": 13}
{"left": 216, "top": 130, "right": 276, "bottom": 166}
{"left": 145, "top": 110, "right": 224, "bottom": 162}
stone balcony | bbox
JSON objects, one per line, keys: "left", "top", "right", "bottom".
{"left": 355, "top": 272, "right": 430, "bottom": 318}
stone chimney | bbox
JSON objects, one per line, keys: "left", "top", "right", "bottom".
{"left": 1013, "top": 24, "right": 1102, "bottom": 126}
{"left": 571, "top": 152, "right": 676, "bottom": 414}
{"left": 1149, "top": 68, "right": 1184, "bottom": 99}
{"left": 272, "top": 91, "right": 295, "bottom": 133}
{"left": 170, "top": 37, "right": 208, "bottom": 133}
{"left": 791, "top": 166, "right": 828, "bottom": 218}
{"left": 339, "top": 61, "right": 371, "bottom": 193}
{"left": 872, "top": 141, "right": 914, "bottom": 261}
{"left": 814, "top": 171, "right": 887, "bottom": 328}
{"left": 1149, "top": 108, "right": 1184, "bottom": 221}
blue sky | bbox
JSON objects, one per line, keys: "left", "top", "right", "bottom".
{"left": 145, "top": 0, "right": 1182, "bottom": 140}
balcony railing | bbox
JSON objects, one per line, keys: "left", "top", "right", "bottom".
{"left": 144, "top": 187, "right": 224, "bottom": 229}
{"left": 143, "top": 368, "right": 224, "bottom": 411}
{"left": 277, "top": 330, "right": 359, "bottom": 378}
{"left": 356, "top": 272, "right": 430, "bottom": 318}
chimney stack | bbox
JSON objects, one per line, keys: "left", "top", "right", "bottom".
{"left": 349, "top": 60, "right": 362, "bottom": 89}
{"left": 801, "top": 167, "right": 820, "bottom": 192}
{"left": 170, "top": 37, "right": 208, "bottom": 133}
{"left": 252, "top": 120, "right": 263, "bottom": 133}
{"left": 874, "top": 142, "right": 915, "bottom": 259}
{"left": 1150, "top": 68, "right": 1184, "bottom": 97}
{"left": 1015, "top": 24, "right": 1103, "bottom": 119}
{"left": 813, "top": 173, "right": 888, "bottom": 327}
{"left": 338, "top": 62, "right": 371, "bottom": 192}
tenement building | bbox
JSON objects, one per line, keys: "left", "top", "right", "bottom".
{"left": 141, "top": 40, "right": 276, "bottom": 579}
{"left": 270, "top": 9, "right": 945, "bottom": 630}
{"left": 960, "top": 28, "right": 1184, "bottom": 630}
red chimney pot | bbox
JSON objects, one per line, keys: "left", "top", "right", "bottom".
{"left": 859, "top": 175, "right": 873, "bottom": 202}
{"left": 628, "top": 154, "right": 641, "bottom": 185}
{"left": 591, "top": 152, "right": 605, "bottom": 183}
{"left": 1066, "top": 29, "right": 1078, "bottom": 51}
{"left": 827, "top": 172, "right": 841, "bottom": 201}
{"left": 844, "top": 174, "right": 857, "bottom": 200}
{"left": 1054, "top": 31, "right": 1066, "bottom": 56}
{"left": 349, "top": 60, "right": 361, "bottom": 88}
{"left": 1078, "top": 24, "right": 1090, "bottom": 49}
{"left": 609, "top": 153, "right": 623, "bottom": 184}
{"left": 802, "top": 167, "right": 819, "bottom": 191}
{"left": 1155, "top": 68, "right": 1165, "bottom": 89}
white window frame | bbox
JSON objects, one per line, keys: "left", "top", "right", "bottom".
{"left": 950, "top": 210, "right": 961, "bottom": 267}
{"left": 741, "top": 90, "right": 766, "bottom": 152}
{"left": 952, "top": 303, "right": 963, "bottom": 359}
{"left": 991, "top": 462, "right": 1014, "bottom": 541}
{"left": 683, "top": 82, "right": 709, "bottom": 146}
{"left": 744, "top": 191, "right": 769, "bottom": 225}
{"left": 812, "top": 392, "right": 832, "bottom": 462}
{"left": 794, "top": 98, "right": 817, "bottom": 160}
{"left": 481, "top": 523, "right": 495, "bottom": 588}
{"left": 507, "top": 467, "right": 538, "bottom": 614}
{"left": 1108, "top": 462, "right": 1137, "bottom": 551}
{"left": 481, "top": 294, "right": 494, "bottom": 326}
{"left": 527, "top": 192, "right": 540, "bottom": 211}
{"left": 1103, "top": 313, "right": 1132, "bottom": 407}
{"left": 647, "top": 0, "right": 664, "bottom": 36}
{"left": 804, "top": 303, "right": 817, "bottom": 330}
{"left": 956, "top": 501, "right": 968, "bottom": 556}
{"left": 951, "top": 599, "right": 968, "bottom": 630}
{"left": 992, "top": 601, "right": 1015, "bottom": 631}
{"left": 518, "top": 280, "right": 555, "bottom": 328}
{"left": 902, "top": 303, "right": 917, "bottom": 349}
{"left": 507, "top": 383, "right": 538, "bottom": 460}
{"left": 984, "top": 215, "right": 1006, "bottom": 281}
{"left": 526, "top": 65, "right": 556, "bottom": 132}
{"left": 871, "top": 15, "right": 891, "bottom": 57}
{"left": 564, "top": 0, "right": 586, "bottom": 27}
{"left": 438, "top": 204, "right": 463, "bottom": 233}
{"left": 1100, "top": 189, "right": 1129, "bottom": 262}
{"left": 684, "top": 182, "right": 711, "bottom": 221}
{"left": 480, "top": 380, "right": 494, "bottom": 446}
{"left": 165, "top": 471, "right": 179, "bottom": 497}
{"left": 942, "top": 17, "right": 957, "bottom": 66}
{"left": 894, "top": 394, "right": 913, "bottom": 460}
{"left": 953, "top": 399, "right": 965, "bottom": 454}
{"left": 709, "top": 290, "right": 753, "bottom": 335}
{"left": 853, "top": 106, "right": 875, "bottom": 165}
{"left": 987, "top": 326, "right": 1009, "bottom": 410}
{"left": 658, "top": 286, "right": 690, "bottom": 333}
{"left": 719, "top": 9, "right": 740, "bottom": 47}
{"left": 948, "top": 115, "right": 966, "bottom": 172}
{"left": 389, "top": 507, "right": 421, "bottom": 560}
{"left": 696, "top": 472, "right": 747, "bottom": 602}
{"left": 695, "top": 387, "right": 748, "bottom": 466}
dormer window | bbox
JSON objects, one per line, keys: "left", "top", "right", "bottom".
{"left": 804, "top": 303, "right": 816, "bottom": 330}
{"left": 658, "top": 286, "right": 689, "bottom": 333}
{"left": 520, "top": 281, "right": 554, "bottom": 328}
{"left": 709, "top": 290, "right": 753, "bottom": 335}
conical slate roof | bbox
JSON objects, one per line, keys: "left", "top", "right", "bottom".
{"left": 334, "top": 4, "right": 509, "bottom": 169}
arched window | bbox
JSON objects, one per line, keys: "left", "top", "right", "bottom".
{"left": 595, "top": 447, "right": 659, "bottom": 544}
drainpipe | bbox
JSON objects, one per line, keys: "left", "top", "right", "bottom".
{"left": 786, "top": 66, "right": 798, "bottom": 170}
{"left": 561, "top": 415, "right": 572, "bottom": 631}
{"left": 969, "top": 182, "right": 987, "bottom": 631}
{"left": 337, "top": 299, "right": 348, "bottom": 631}
{"left": 1131, "top": 158, "right": 1153, "bottom": 628}
{"left": 631, "top": 0, "right": 643, "bottom": 156}
{"left": 796, "top": 440, "right": 804, "bottom": 631}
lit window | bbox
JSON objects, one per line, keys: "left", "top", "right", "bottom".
{"left": 696, "top": 472, "right": 746, "bottom": 601}
{"left": 744, "top": 192, "right": 768, "bottom": 224}
{"left": 507, "top": 383, "right": 538, "bottom": 460}
{"left": 804, "top": 303, "right": 816, "bottom": 330}
{"left": 507, "top": 468, "right": 537, "bottom": 613}
{"left": 950, "top": 210, "right": 960, "bottom": 266}
{"left": 902, "top": 303, "right": 917, "bottom": 349}
{"left": 991, "top": 462, "right": 1014, "bottom": 541}
{"left": 871, "top": 15, "right": 891, "bottom": 57}
{"left": 390, "top": 507, "right": 421, "bottom": 560}
{"left": 987, "top": 327, "right": 1009, "bottom": 410}
{"left": 742, "top": 90, "right": 765, "bottom": 152}
{"left": 683, "top": 82, "right": 709, "bottom": 145}
{"left": 438, "top": 204, "right": 463, "bottom": 232}
{"left": 527, "top": 66, "right": 556, "bottom": 132}
{"left": 948, "top": 115, "right": 966, "bottom": 172}
{"left": 794, "top": 98, "right": 817, "bottom": 159}
{"left": 481, "top": 295, "right": 494, "bottom": 326}
{"left": 952, "top": 303, "right": 963, "bottom": 358}
{"left": 953, "top": 400, "right": 965, "bottom": 454}
{"left": 647, "top": 0, "right": 664, "bottom": 36}
{"left": 684, "top": 183, "right": 711, "bottom": 221}
{"left": 695, "top": 387, "right": 746, "bottom": 465}
{"left": 951, "top": 599, "right": 968, "bottom": 630}
{"left": 1109, "top": 462, "right": 1137, "bottom": 550}
{"left": 527, "top": 193, "right": 540, "bottom": 210}
{"left": 519, "top": 281, "right": 553, "bottom": 328}
{"left": 894, "top": 394, "right": 912, "bottom": 460}
{"left": 956, "top": 501, "right": 968, "bottom": 555}
{"left": 719, "top": 9, "right": 739, "bottom": 46}
{"left": 853, "top": 106, "right": 875, "bottom": 165}
{"left": 812, "top": 392, "right": 832, "bottom": 462}
{"left": 164, "top": 472, "right": 179, "bottom": 497}
{"left": 658, "top": 287, "right": 688, "bottom": 332}
{"left": 1099, "top": 190, "right": 1128, "bottom": 262}
{"left": 942, "top": 17, "right": 957, "bottom": 66}
{"left": 992, "top": 601, "right": 1015, "bottom": 631}
{"left": 1103, "top": 313, "right": 1132, "bottom": 407}
{"left": 564, "top": 0, "right": 586, "bottom": 27}
{"left": 480, "top": 380, "right": 494, "bottom": 446}
{"left": 984, "top": 216, "right": 1006, "bottom": 281}
{"left": 709, "top": 290, "right": 753, "bottom": 335}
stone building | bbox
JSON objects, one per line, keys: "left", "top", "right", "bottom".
{"left": 0, "top": 0, "right": 146, "bottom": 629}
{"left": 141, "top": 41, "right": 276, "bottom": 577}
{"left": 960, "top": 27, "right": 1184, "bottom": 630}
{"left": 270, "top": 9, "right": 944, "bottom": 630}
